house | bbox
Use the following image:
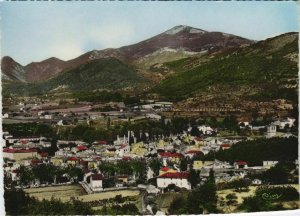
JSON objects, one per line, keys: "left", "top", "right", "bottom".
{"left": 116, "top": 144, "right": 130, "bottom": 157}
{"left": 197, "top": 125, "right": 214, "bottom": 135}
{"left": 185, "top": 150, "right": 203, "bottom": 159}
{"left": 238, "top": 117, "right": 251, "bottom": 128}
{"left": 252, "top": 179, "right": 262, "bottom": 185}
{"left": 76, "top": 145, "right": 88, "bottom": 152}
{"left": 2, "top": 113, "right": 9, "bottom": 118}
{"left": 3, "top": 148, "right": 38, "bottom": 162}
{"left": 131, "top": 142, "right": 146, "bottom": 157}
{"left": 93, "top": 140, "right": 108, "bottom": 146}
{"left": 157, "top": 172, "right": 191, "bottom": 190}
{"left": 84, "top": 172, "right": 103, "bottom": 192}
{"left": 266, "top": 124, "right": 276, "bottom": 138}
{"left": 273, "top": 117, "right": 295, "bottom": 129}
{"left": 213, "top": 160, "right": 232, "bottom": 169}
{"left": 263, "top": 161, "right": 278, "bottom": 169}
{"left": 51, "top": 157, "right": 65, "bottom": 166}
{"left": 117, "top": 175, "right": 128, "bottom": 184}
{"left": 220, "top": 143, "right": 231, "bottom": 150}
{"left": 234, "top": 161, "right": 248, "bottom": 169}
{"left": 193, "top": 161, "right": 214, "bottom": 170}
{"left": 159, "top": 167, "right": 177, "bottom": 176}
{"left": 67, "top": 157, "right": 80, "bottom": 166}
{"left": 158, "top": 152, "right": 183, "bottom": 164}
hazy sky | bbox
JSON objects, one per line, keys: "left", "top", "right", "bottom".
{"left": 1, "top": 1, "right": 298, "bottom": 65}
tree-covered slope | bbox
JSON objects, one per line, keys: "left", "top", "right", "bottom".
{"left": 3, "top": 58, "right": 147, "bottom": 96}
{"left": 153, "top": 33, "right": 298, "bottom": 102}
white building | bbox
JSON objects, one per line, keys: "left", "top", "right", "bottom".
{"left": 273, "top": 118, "right": 295, "bottom": 129}
{"left": 157, "top": 172, "right": 191, "bottom": 190}
{"left": 266, "top": 124, "right": 276, "bottom": 138}
{"left": 84, "top": 172, "right": 103, "bottom": 192}
{"left": 2, "top": 113, "right": 9, "bottom": 118}
{"left": 263, "top": 161, "right": 278, "bottom": 168}
{"left": 197, "top": 125, "right": 214, "bottom": 135}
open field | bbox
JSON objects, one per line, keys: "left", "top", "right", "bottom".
{"left": 217, "top": 184, "right": 300, "bottom": 213}
{"left": 24, "top": 184, "right": 140, "bottom": 203}
{"left": 24, "top": 184, "right": 86, "bottom": 201}
{"left": 217, "top": 184, "right": 299, "bottom": 205}
{"left": 79, "top": 189, "right": 140, "bottom": 202}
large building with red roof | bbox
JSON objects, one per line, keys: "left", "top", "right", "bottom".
{"left": 3, "top": 148, "right": 38, "bottom": 161}
{"left": 157, "top": 172, "right": 191, "bottom": 190}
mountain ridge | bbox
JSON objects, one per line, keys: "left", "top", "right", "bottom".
{"left": 1, "top": 25, "right": 253, "bottom": 83}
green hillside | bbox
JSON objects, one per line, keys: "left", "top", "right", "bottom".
{"left": 153, "top": 33, "right": 298, "bottom": 102}
{"left": 3, "top": 58, "right": 147, "bottom": 96}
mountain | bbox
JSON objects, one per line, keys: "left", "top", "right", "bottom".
{"left": 153, "top": 32, "right": 298, "bottom": 104}
{"left": 1, "top": 25, "right": 253, "bottom": 83}
{"left": 1, "top": 56, "right": 26, "bottom": 82}
{"left": 3, "top": 58, "right": 147, "bottom": 96}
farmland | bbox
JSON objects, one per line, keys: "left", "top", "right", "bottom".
{"left": 24, "top": 184, "right": 140, "bottom": 203}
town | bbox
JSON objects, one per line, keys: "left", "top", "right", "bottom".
{"left": 3, "top": 96, "right": 299, "bottom": 214}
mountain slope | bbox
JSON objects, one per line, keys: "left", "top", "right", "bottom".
{"left": 1, "top": 25, "right": 253, "bottom": 83}
{"left": 1, "top": 56, "right": 26, "bottom": 82}
{"left": 3, "top": 58, "right": 146, "bottom": 96}
{"left": 153, "top": 32, "right": 298, "bottom": 103}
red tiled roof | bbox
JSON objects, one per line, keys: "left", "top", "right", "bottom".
{"left": 160, "top": 167, "right": 170, "bottom": 172}
{"left": 77, "top": 145, "right": 88, "bottom": 151}
{"left": 93, "top": 140, "right": 107, "bottom": 145}
{"left": 159, "top": 172, "right": 189, "bottom": 179}
{"left": 91, "top": 174, "right": 103, "bottom": 180}
{"left": 39, "top": 152, "right": 48, "bottom": 157}
{"left": 68, "top": 157, "right": 79, "bottom": 161}
{"left": 235, "top": 161, "right": 247, "bottom": 165}
{"left": 187, "top": 150, "right": 203, "bottom": 155}
{"left": 3, "top": 148, "right": 37, "bottom": 153}
{"left": 159, "top": 152, "right": 183, "bottom": 158}
{"left": 31, "top": 159, "right": 42, "bottom": 165}
{"left": 221, "top": 144, "right": 231, "bottom": 148}
{"left": 122, "top": 156, "right": 131, "bottom": 161}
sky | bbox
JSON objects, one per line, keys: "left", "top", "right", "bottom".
{"left": 1, "top": 1, "right": 298, "bottom": 65}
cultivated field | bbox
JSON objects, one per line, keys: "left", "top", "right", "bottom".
{"left": 25, "top": 184, "right": 140, "bottom": 203}
{"left": 79, "top": 189, "right": 140, "bottom": 202}
{"left": 24, "top": 184, "right": 86, "bottom": 201}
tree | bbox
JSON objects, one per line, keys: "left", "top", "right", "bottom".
{"left": 188, "top": 169, "right": 200, "bottom": 188}
{"left": 231, "top": 179, "right": 250, "bottom": 192}
{"left": 225, "top": 193, "right": 238, "bottom": 211}
{"left": 187, "top": 169, "right": 218, "bottom": 214}
{"left": 149, "top": 158, "right": 162, "bottom": 177}
{"left": 180, "top": 158, "right": 188, "bottom": 171}
{"left": 262, "top": 165, "right": 289, "bottom": 184}
{"left": 168, "top": 197, "right": 187, "bottom": 215}
{"left": 190, "top": 126, "right": 200, "bottom": 137}
{"left": 19, "top": 166, "right": 35, "bottom": 186}
{"left": 4, "top": 189, "right": 31, "bottom": 215}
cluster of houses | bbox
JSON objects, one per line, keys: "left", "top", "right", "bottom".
{"left": 3, "top": 120, "right": 297, "bottom": 195}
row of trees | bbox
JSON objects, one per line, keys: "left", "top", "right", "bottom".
{"left": 99, "top": 159, "right": 146, "bottom": 185}
{"left": 13, "top": 164, "right": 83, "bottom": 187}
{"left": 199, "top": 137, "right": 298, "bottom": 166}
{"left": 4, "top": 189, "right": 93, "bottom": 215}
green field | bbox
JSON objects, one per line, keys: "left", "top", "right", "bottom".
{"left": 24, "top": 184, "right": 140, "bottom": 203}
